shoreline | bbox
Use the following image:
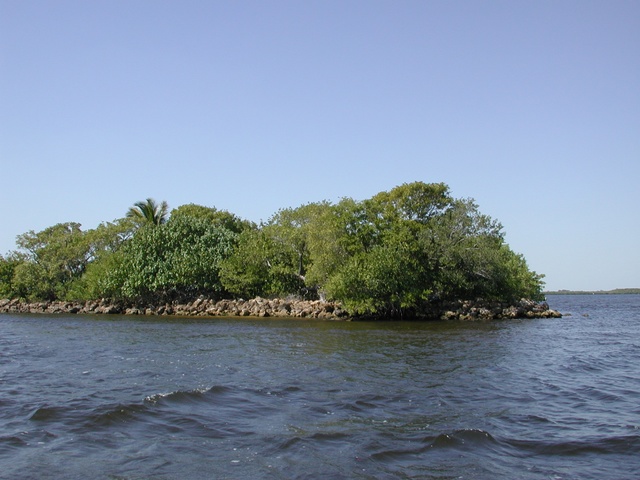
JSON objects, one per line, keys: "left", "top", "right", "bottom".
{"left": 0, "top": 297, "right": 561, "bottom": 321}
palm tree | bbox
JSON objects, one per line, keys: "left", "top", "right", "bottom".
{"left": 127, "top": 198, "right": 169, "bottom": 226}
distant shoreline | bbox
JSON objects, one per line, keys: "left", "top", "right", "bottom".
{"left": 545, "top": 289, "right": 640, "bottom": 295}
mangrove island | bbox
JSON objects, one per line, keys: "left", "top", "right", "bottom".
{"left": 0, "top": 182, "right": 560, "bottom": 320}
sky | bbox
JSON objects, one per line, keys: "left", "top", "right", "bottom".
{"left": 1, "top": 0, "right": 638, "bottom": 292}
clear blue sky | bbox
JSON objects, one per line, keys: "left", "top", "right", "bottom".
{"left": 1, "top": 0, "right": 638, "bottom": 291}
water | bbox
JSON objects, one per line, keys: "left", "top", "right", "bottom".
{"left": 1, "top": 295, "right": 639, "bottom": 479}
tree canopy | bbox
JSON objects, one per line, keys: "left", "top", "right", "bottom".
{"left": 96, "top": 215, "right": 237, "bottom": 303}
{"left": 0, "top": 183, "right": 545, "bottom": 317}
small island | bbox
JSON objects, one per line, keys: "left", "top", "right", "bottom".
{"left": 0, "top": 182, "right": 560, "bottom": 320}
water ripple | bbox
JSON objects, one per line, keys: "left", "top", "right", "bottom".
{"left": 1, "top": 295, "right": 639, "bottom": 479}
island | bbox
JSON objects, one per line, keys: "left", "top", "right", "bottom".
{"left": 0, "top": 182, "right": 560, "bottom": 321}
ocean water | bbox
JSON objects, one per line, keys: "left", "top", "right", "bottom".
{"left": 1, "top": 294, "right": 638, "bottom": 479}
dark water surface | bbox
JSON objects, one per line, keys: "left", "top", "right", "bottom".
{"left": 1, "top": 295, "right": 639, "bottom": 479}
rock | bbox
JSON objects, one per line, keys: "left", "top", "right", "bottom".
{"left": 192, "top": 298, "right": 204, "bottom": 309}
{"left": 0, "top": 296, "right": 560, "bottom": 321}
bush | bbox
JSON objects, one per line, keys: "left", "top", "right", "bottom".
{"left": 98, "top": 215, "right": 237, "bottom": 303}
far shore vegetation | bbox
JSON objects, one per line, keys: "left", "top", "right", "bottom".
{"left": 546, "top": 289, "right": 640, "bottom": 295}
{"left": 0, "top": 182, "right": 547, "bottom": 319}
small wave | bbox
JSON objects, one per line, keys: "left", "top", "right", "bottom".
{"left": 326, "top": 393, "right": 397, "bottom": 415}
{"left": 0, "top": 434, "right": 28, "bottom": 448}
{"left": 0, "top": 430, "right": 57, "bottom": 452}
{"left": 272, "top": 431, "right": 352, "bottom": 454}
{"left": 308, "top": 431, "right": 351, "bottom": 442}
{"left": 575, "top": 386, "right": 624, "bottom": 403}
{"left": 84, "top": 402, "right": 150, "bottom": 428}
{"left": 508, "top": 434, "right": 640, "bottom": 456}
{"left": 369, "top": 429, "right": 640, "bottom": 465}
{"left": 28, "top": 398, "right": 154, "bottom": 430}
{"left": 29, "top": 405, "right": 67, "bottom": 422}
{"left": 431, "top": 429, "right": 497, "bottom": 447}
{"left": 261, "top": 385, "right": 302, "bottom": 397}
{"left": 520, "top": 414, "right": 555, "bottom": 424}
{"left": 144, "top": 385, "right": 231, "bottom": 405}
{"left": 562, "top": 356, "right": 605, "bottom": 374}
{"left": 371, "top": 429, "right": 498, "bottom": 460}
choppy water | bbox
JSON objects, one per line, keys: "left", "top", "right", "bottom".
{"left": 1, "top": 294, "right": 639, "bottom": 479}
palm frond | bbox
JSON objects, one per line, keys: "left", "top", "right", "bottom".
{"left": 127, "top": 198, "right": 169, "bottom": 226}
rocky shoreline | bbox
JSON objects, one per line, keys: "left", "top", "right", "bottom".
{"left": 0, "top": 297, "right": 561, "bottom": 320}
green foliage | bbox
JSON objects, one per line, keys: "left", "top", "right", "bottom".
{"left": 316, "top": 183, "right": 543, "bottom": 314}
{"left": 64, "top": 218, "right": 136, "bottom": 300}
{"left": 99, "top": 215, "right": 237, "bottom": 302}
{"left": 219, "top": 228, "right": 305, "bottom": 299}
{"left": 3, "top": 184, "right": 545, "bottom": 313}
{"left": 0, "top": 253, "right": 24, "bottom": 298}
{"left": 66, "top": 251, "right": 123, "bottom": 301}
{"left": 12, "top": 223, "right": 90, "bottom": 300}
{"left": 85, "top": 218, "right": 136, "bottom": 259}
{"left": 494, "top": 247, "right": 546, "bottom": 301}
{"left": 266, "top": 202, "right": 333, "bottom": 278}
{"left": 170, "top": 204, "right": 253, "bottom": 234}
{"left": 370, "top": 181, "right": 453, "bottom": 224}
{"left": 5, "top": 219, "right": 137, "bottom": 301}
{"left": 127, "top": 198, "right": 169, "bottom": 226}
{"left": 325, "top": 241, "right": 430, "bottom": 317}
{"left": 303, "top": 201, "right": 352, "bottom": 287}
{"left": 220, "top": 201, "right": 341, "bottom": 299}
{"left": 218, "top": 181, "right": 545, "bottom": 315}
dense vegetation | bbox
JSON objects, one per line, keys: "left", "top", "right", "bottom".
{"left": 0, "top": 182, "right": 545, "bottom": 318}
